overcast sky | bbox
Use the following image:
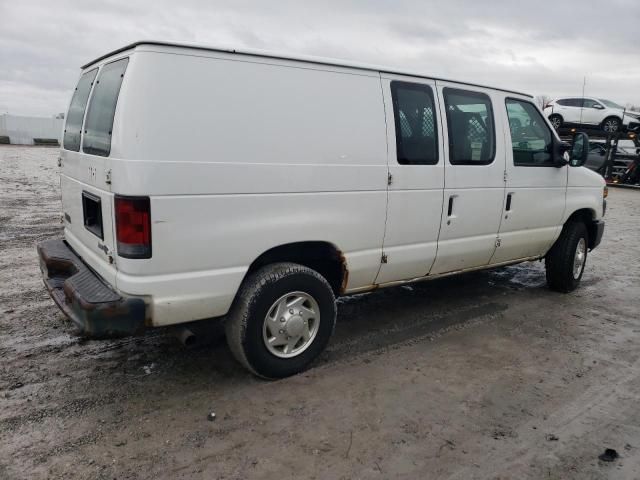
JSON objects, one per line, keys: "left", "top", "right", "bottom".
{"left": 1, "top": 0, "right": 639, "bottom": 116}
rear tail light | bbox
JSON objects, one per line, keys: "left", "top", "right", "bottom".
{"left": 114, "top": 196, "right": 151, "bottom": 259}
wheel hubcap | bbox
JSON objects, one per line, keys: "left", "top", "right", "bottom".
{"left": 262, "top": 292, "right": 320, "bottom": 358}
{"left": 573, "top": 238, "right": 586, "bottom": 279}
{"left": 604, "top": 120, "right": 618, "bottom": 132}
{"left": 551, "top": 117, "right": 560, "bottom": 129}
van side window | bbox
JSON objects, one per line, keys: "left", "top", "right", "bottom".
{"left": 63, "top": 69, "right": 98, "bottom": 152}
{"left": 505, "top": 99, "right": 553, "bottom": 166}
{"left": 390, "top": 81, "right": 438, "bottom": 165}
{"left": 443, "top": 88, "right": 495, "bottom": 165}
{"left": 83, "top": 58, "right": 129, "bottom": 157}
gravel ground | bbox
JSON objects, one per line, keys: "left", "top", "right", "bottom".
{"left": 1, "top": 145, "right": 640, "bottom": 480}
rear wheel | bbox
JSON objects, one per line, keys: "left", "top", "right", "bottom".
{"left": 545, "top": 221, "right": 588, "bottom": 292}
{"left": 225, "top": 262, "right": 336, "bottom": 379}
{"left": 549, "top": 114, "right": 563, "bottom": 130}
{"left": 602, "top": 117, "right": 621, "bottom": 133}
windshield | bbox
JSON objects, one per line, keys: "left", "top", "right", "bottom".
{"left": 598, "top": 99, "right": 623, "bottom": 109}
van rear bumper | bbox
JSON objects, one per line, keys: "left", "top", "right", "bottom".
{"left": 37, "top": 239, "right": 146, "bottom": 337}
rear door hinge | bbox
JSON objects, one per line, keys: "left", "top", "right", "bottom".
{"left": 387, "top": 172, "right": 393, "bottom": 186}
{"left": 381, "top": 253, "right": 388, "bottom": 264}
{"left": 495, "top": 237, "right": 501, "bottom": 247}
{"left": 105, "top": 169, "right": 112, "bottom": 185}
{"left": 503, "top": 170, "right": 508, "bottom": 182}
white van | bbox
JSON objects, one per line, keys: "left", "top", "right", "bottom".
{"left": 38, "top": 41, "right": 606, "bottom": 378}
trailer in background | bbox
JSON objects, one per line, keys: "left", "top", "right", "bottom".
{"left": 558, "top": 125, "right": 640, "bottom": 187}
{"left": 0, "top": 114, "right": 63, "bottom": 146}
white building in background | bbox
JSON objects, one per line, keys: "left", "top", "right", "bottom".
{"left": 0, "top": 114, "right": 63, "bottom": 145}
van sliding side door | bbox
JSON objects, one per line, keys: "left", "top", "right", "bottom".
{"left": 374, "top": 75, "right": 445, "bottom": 285}
{"left": 429, "top": 82, "right": 506, "bottom": 274}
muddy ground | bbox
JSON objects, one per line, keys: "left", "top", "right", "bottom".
{"left": 1, "top": 145, "right": 639, "bottom": 479}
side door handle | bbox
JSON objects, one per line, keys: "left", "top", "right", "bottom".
{"left": 447, "top": 196, "right": 454, "bottom": 216}
{"left": 506, "top": 193, "right": 513, "bottom": 211}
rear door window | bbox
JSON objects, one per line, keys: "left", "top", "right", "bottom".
{"left": 443, "top": 88, "right": 495, "bottom": 165}
{"left": 63, "top": 69, "right": 98, "bottom": 152}
{"left": 83, "top": 58, "right": 129, "bottom": 157}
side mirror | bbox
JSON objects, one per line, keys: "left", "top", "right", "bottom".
{"left": 570, "top": 132, "right": 589, "bottom": 167}
{"left": 593, "top": 104, "right": 604, "bottom": 110}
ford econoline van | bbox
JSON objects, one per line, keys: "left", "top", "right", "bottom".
{"left": 38, "top": 41, "right": 606, "bottom": 378}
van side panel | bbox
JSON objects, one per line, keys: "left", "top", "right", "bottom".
{"left": 564, "top": 166, "right": 605, "bottom": 223}
{"left": 113, "top": 50, "right": 389, "bottom": 325}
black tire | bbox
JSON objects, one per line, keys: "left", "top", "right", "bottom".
{"left": 225, "top": 262, "right": 336, "bottom": 379}
{"left": 545, "top": 221, "right": 589, "bottom": 293}
{"left": 602, "top": 116, "right": 621, "bottom": 133}
{"left": 549, "top": 114, "right": 563, "bottom": 130}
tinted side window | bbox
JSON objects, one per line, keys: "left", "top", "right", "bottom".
{"left": 390, "top": 81, "right": 438, "bottom": 165}
{"left": 443, "top": 88, "right": 495, "bottom": 165}
{"left": 557, "top": 98, "right": 583, "bottom": 107}
{"left": 83, "top": 58, "right": 129, "bottom": 157}
{"left": 63, "top": 69, "right": 98, "bottom": 152}
{"left": 506, "top": 99, "right": 553, "bottom": 166}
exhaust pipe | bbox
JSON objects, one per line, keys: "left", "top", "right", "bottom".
{"left": 174, "top": 327, "right": 196, "bottom": 347}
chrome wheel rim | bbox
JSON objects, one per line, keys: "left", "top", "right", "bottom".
{"left": 573, "top": 238, "right": 586, "bottom": 279}
{"left": 604, "top": 119, "right": 619, "bottom": 132}
{"left": 551, "top": 117, "right": 561, "bottom": 129}
{"left": 262, "top": 291, "right": 320, "bottom": 358}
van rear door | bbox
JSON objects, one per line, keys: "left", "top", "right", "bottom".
{"left": 60, "top": 58, "right": 129, "bottom": 278}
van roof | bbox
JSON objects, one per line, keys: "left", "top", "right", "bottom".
{"left": 83, "top": 40, "right": 533, "bottom": 98}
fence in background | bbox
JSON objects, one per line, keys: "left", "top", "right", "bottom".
{"left": 0, "top": 114, "right": 63, "bottom": 146}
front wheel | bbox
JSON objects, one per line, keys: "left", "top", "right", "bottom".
{"left": 225, "top": 263, "right": 336, "bottom": 379}
{"left": 545, "top": 221, "right": 588, "bottom": 292}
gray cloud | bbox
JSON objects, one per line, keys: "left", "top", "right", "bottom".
{"left": 1, "top": 0, "right": 639, "bottom": 116}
